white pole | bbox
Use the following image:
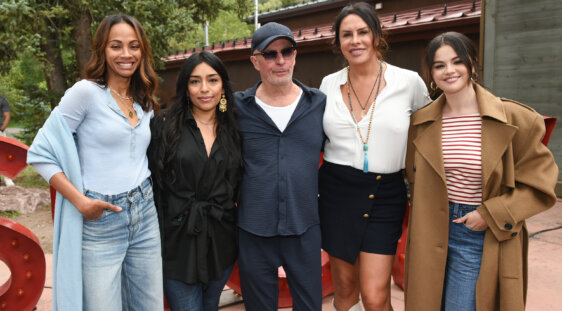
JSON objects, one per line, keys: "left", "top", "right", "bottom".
{"left": 254, "top": 0, "right": 259, "bottom": 29}
{"left": 204, "top": 21, "right": 209, "bottom": 46}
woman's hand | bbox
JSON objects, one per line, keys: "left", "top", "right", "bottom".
{"left": 49, "top": 172, "right": 122, "bottom": 220}
{"left": 78, "top": 198, "right": 122, "bottom": 220}
{"left": 453, "top": 210, "right": 488, "bottom": 231}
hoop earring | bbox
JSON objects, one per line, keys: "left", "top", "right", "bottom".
{"left": 430, "top": 81, "right": 438, "bottom": 91}
{"left": 219, "top": 94, "right": 227, "bottom": 112}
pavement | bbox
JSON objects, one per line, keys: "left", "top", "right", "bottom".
{"left": 2, "top": 199, "right": 561, "bottom": 310}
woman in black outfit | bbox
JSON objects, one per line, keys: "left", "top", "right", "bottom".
{"left": 148, "top": 51, "right": 243, "bottom": 311}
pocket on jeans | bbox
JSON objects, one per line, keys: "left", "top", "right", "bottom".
{"left": 84, "top": 208, "right": 118, "bottom": 223}
{"left": 462, "top": 223, "right": 486, "bottom": 233}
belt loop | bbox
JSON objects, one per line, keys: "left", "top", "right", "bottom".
{"left": 453, "top": 202, "right": 459, "bottom": 217}
{"left": 140, "top": 177, "right": 150, "bottom": 200}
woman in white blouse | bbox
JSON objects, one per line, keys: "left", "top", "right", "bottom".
{"left": 318, "top": 3, "right": 429, "bottom": 310}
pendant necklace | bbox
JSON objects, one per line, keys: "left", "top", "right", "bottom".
{"left": 348, "top": 69, "right": 378, "bottom": 118}
{"left": 346, "top": 61, "right": 383, "bottom": 173}
{"left": 110, "top": 87, "right": 135, "bottom": 118}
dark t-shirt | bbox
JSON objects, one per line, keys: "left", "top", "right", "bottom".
{"left": 0, "top": 95, "right": 10, "bottom": 126}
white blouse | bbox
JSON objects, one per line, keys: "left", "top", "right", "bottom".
{"left": 320, "top": 63, "right": 430, "bottom": 173}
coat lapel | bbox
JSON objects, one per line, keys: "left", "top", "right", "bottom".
{"left": 412, "top": 95, "right": 447, "bottom": 185}
{"left": 476, "top": 85, "right": 518, "bottom": 198}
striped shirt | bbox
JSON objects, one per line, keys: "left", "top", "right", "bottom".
{"left": 442, "top": 114, "right": 482, "bottom": 205}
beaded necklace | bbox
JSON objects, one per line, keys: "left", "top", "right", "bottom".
{"left": 346, "top": 61, "right": 383, "bottom": 173}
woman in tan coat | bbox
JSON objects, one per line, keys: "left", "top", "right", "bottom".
{"left": 404, "top": 31, "right": 558, "bottom": 311}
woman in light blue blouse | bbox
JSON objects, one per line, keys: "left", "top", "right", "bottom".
{"left": 28, "top": 14, "right": 163, "bottom": 311}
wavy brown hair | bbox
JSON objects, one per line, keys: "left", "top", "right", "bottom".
{"left": 333, "top": 2, "right": 389, "bottom": 61}
{"left": 85, "top": 14, "right": 158, "bottom": 111}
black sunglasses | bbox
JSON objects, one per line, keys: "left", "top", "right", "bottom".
{"left": 253, "top": 47, "right": 296, "bottom": 61}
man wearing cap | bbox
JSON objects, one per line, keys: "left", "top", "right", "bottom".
{"left": 234, "top": 22, "right": 325, "bottom": 310}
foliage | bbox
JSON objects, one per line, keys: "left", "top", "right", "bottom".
{"left": 170, "top": 8, "right": 253, "bottom": 51}
{"left": 0, "top": 211, "right": 20, "bottom": 218}
{"left": 0, "top": 51, "right": 47, "bottom": 131}
{"left": 259, "top": 0, "right": 308, "bottom": 12}
{"left": 11, "top": 83, "right": 53, "bottom": 145}
{"left": 0, "top": 0, "right": 252, "bottom": 141}
{"left": 13, "top": 166, "right": 50, "bottom": 189}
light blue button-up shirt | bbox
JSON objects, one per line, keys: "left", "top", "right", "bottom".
{"left": 34, "top": 80, "right": 153, "bottom": 194}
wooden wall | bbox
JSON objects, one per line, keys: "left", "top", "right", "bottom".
{"left": 483, "top": 0, "right": 562, "bottom": 188}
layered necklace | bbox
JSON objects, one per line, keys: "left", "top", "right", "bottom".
{"left": 346, "top": 61, "right": 383, "bottom": 173}
{"left": 110, "top": 87, "right": 135, "bottom": 118}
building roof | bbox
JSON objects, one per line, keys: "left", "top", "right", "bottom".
{"left": 164, "top": 0, "right": 480, "bottom": 67}
{"left": 247, "top": 0, "right": 349, "bottom": 23}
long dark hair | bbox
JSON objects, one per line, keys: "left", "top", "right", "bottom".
{"left": 425, "top": 31, "right": 479, "bottom": 96}
{"left": 85, "top": 14, "right": 158, "bottom": 111}
{"left": 333, "top": 2, "right": 388, "bottom": 60}
{"left": 156, "top": 51, "right": 241, "bottom": 184}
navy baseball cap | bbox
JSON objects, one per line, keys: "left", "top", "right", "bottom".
{"left": 251, "top": 22, "right": 296, "bottom": 54}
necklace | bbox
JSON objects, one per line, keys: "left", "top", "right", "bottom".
{"left": 109, "top": 87, "right": 133, "bottom": 100}
{"left": 348, "top": 68, "right": 380, "bottom": 118}
{"left": 346, "top": 61, "right": 383, "bottom": 173}
{"left": 109, "top": 87, "right": 135, "bottom": 118}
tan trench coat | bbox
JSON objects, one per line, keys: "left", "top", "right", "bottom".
{"left": 404, "top": 84, "right": 558, "bottom": 311}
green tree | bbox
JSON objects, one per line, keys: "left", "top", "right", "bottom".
{"left": 0, "top": 52, "right": 53, "bottom": 145}
{"left": 0, "top": 0, "right": 251, "bottom": 140}
{"left": 170, "top": 6, "right": 253, "bottom": 51}
{"left": 259, "top": 0, "right": 306, "bottom": 12}
{"left": 0, "top": 0, "right": 252, "bottom": 106}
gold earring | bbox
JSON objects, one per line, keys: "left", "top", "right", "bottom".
{"left": 219, "top": 94, "right": 227, "bottom": 112}
{"left": 430, "top": 81, "right": 438, "bottom": 91}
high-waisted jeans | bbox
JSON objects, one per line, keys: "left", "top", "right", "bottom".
{"left": 442, "top": 202, "right": 486, "bottom": 311}
{"left": 82, "top": 178, "right": 163, "bottom": 311}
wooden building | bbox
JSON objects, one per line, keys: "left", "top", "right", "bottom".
{"left": 159, "top": 0, "right": 481, "bottom": 105}
{"left": 158, "top": 0, "right": 560, "bottom": 189}
{"left": 482, "top": 0, "right": 562, "bottom": 190}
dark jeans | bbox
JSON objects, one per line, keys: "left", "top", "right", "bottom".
{"left": 163, "top": 265, "right": 234, "bottom": 311}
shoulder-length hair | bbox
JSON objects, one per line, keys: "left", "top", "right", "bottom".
{"left": 156, "top": 51, "right": 241, "bottom": 184}
{"left": 424, "top": 31, "right": 480, "bottom": 97}
{"left": 84, "top": 14, "right": 158, "bottom": 111}
{"left": 333, "top": 2, "right": 388, "bottom": 60}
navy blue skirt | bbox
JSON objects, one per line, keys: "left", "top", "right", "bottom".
{"left": 319, "top": 161, "right": 407, "bottom": 264}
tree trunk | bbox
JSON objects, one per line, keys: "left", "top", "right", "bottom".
{"left": 73, "top": 4, "right": 92, "bottom": 78}
{"left": 41, "top": 19, "right": 67, "bottom": 109}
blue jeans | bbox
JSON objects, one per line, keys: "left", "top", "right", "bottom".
{"left": 442, "top": 202, "right": 486, "bottom": 311}
{"left": 164, "top": 265, "right": 234, "bottom": 311}
{"left": 82, "top": 178, "right": 163, "bottom": 311}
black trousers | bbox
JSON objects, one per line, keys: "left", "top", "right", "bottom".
{"left": 238, "top": 225, "right": 322, "bottom": 311}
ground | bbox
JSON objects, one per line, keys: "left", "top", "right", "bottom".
{"left": 11, "top": 203, "right": 54, "bottom": 253}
